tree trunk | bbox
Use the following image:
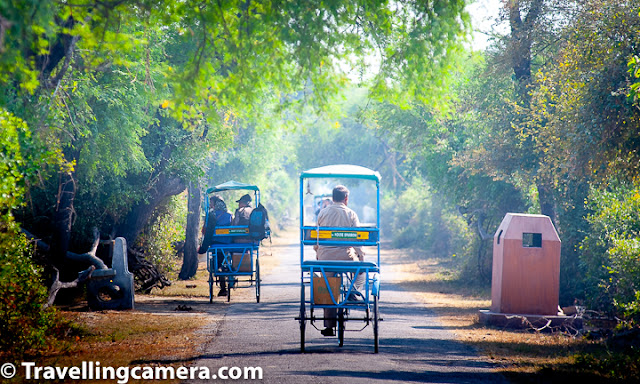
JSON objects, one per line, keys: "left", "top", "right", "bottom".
{"left": 536, "top": 180, "right": 557, "bottom": 225}
{"left": 50, "top": 171, "right": 76, "bottom": 268}
{"left": 506, "top": 0, "right": 544, "bottom": 104}
{"left": 118, "top": 174, "right": 186, "bottom": 245}
{"left": 179, "top": 181, "right": 201, "bottom": 280}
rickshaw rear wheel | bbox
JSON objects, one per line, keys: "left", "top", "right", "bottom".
{"left": 299, "top": 299, "right": 306, "bottom": 353}
{"left": 373, "top": 295, "right": 379, "bottom": 353}
{"left": 255, "top": 261, "right": 261, "bottom": 303}
{"left": 338, "top": 308, "right": 345, "bottom": 347}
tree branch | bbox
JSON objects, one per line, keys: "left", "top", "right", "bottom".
{"left": 43, "top": 266, "right": 95, "bottom": 309}
{"left": 455, "top": 205, "right": 493, "bottom": 241}
{"left": 22, "top": 226, "right": 108, "bottom": 269}
{"left": 44, "top": 33, "right": 81, "bottom": 89}
{"left": 523, "top": 0, "right": 544, "bottom": 29}
{"left": 65, "top": 227, "right": 107, "bottom": 269}
{"left": 21, "top": 228, "right": 50, "bottom": 252}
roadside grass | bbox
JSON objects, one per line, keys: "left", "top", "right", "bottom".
{"left": 4, "top": 311, "right": 211, "bottom": 384}
{"left": 151, "top": 262, "right": 212, "bottom": 298}
{"left": 8, "top": 257, "right": 223, "bottom": 383}
{"left": 386, "top": 246, "right": 640, "bottom": 383}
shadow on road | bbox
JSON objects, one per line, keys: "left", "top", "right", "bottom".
{"left": 291, "top": 369, "right": 502, "bottom": 383}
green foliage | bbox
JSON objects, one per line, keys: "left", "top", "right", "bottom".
{"left": 0, "top": 0, "right": 55, "bottom": 92}
{"left": 581, "top": 183, "right": 640, "bottom": 322}
{"left": 0, "top": 234, "right": 56, "bottom": 359}
{"left": 367, "top": 60, "right": 529, "bottom": 283}
{"left": 0, "top": 109, "right": 28, "bottom": 218}
{"left": 294, "top": 101, "right": 387, "bottom": 175}
{"left": 135, "top": 196, "right": 187, "bottom": 278}
{"left": 0, "top": 110, "right": 56, "bottom": 358}
{"left": 2, "top": 0, "right": 472, "bottom": 245}
{"left": 530, "top": 1, "right": 640, "bottom": 182}
{"left": 386, "top": 181, "right": 474, "bottom": 260}
{"left": 151, "top": 0, "right": 470, "bottom": 125}
{"left": 206, "top": 120, "right": 297, "bottom": 226}
{"left": 629, "top": 54, "right": 640, "bottom": 106}
{"left": 573, "top": 350, "right": 640, "bottom": 382}
{"left": 394, "top": 0, "right": 640, "bottom": 303}
{"left": 258, "top": 169, "right": 297, "bottom": 228}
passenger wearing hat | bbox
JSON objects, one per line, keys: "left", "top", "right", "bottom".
{"left": 231, "top": 194, "right": 254, "bottom": 251}
{"left": 231, "top": 193, "right": 253, "bottom": 226}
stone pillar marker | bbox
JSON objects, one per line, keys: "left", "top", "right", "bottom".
{"left": 491, "top": 213, "right": 560, "bottom": 315}
{"left": 86, "top": 237, "right": 135, "bottom": 310}
{"left": 479, "top": 213, "right": 581, "bottom": 329}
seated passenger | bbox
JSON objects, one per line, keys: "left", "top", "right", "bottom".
{"left": 200, "top": 195, "right": 232, "bottom": 297}
{"left": 232, "top": 193, "right": 254, "bottom": 243}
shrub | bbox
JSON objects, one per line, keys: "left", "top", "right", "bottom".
{"left": 0, "top": 109, "right": 57, "bottom": 358}
{"left": 135, "top": 195, "right": 187, "bottom": 279}
{"left": 384, "top": 181, "right": 475, "bottom": 263}
{"left": 581, "top": 183, "right": 640, "bottom": 324}
{"left": 0, "top": 234, "right": 56, "bottom": 358}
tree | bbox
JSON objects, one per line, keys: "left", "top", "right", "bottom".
{"left": 527, "top": 0, "right": 640, "bottom": 304}
{"left": 1, "top": 1, "right": 471, "bottom": 292}
{"left": 530, "top": 1, "right": 640, "bottom": 183}
{"left": 178, "top": 182, "right": 201, "bottom": 280}
{"left": 0, "top": 110, "right": 56, "bottom": 357}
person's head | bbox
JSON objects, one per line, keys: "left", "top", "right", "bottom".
{"left": 236, "top": 193, "right": 252, "bottom": 207}
{"left": 214, "top": 197, "right": 227, "bottom": 212}
{"left": 332, "top": 185, "right": 349, "bottom": 204}
{"left": 210, "top": 195, "right": 225, "bottom": 211}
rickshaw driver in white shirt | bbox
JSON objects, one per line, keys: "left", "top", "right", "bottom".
{"left": 314, "top": 185, "right": 366, "bottom": 336}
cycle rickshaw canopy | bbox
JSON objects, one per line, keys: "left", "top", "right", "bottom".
{"left": 206, "top": 180, "right": 260, "bottom": 194}
{"left": 300, "top": 164, "right": 381, "bottom": 181}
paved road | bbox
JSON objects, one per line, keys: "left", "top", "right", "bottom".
{"left": 187, "top": 241, "right": 509, "bottom": 384}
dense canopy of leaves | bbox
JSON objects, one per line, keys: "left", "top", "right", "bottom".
{"left": 369, "top": 0, "right": 640, "bottom": 315}
{"left": 0, "top": 0, "right": 471, "bottom": 354}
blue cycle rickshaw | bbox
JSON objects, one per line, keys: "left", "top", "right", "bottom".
{"left": 204, "top": 181, "right": 265, "bottom": 303}
{"left": 297, "top": 164, "right": 381, "bottom": 353}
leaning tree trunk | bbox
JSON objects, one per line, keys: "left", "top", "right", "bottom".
{"left": 118, "top": 174, "right": 186, "bottom": 245}
{"left": 179, "top": 182, "right": 201, "bottom": 280}
{"left": 117, "top": 174, "right": 186, "bottom": 290}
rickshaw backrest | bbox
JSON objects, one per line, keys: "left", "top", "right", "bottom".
{"left": 302, "top": 227, "right": 379, "bottom": 246}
